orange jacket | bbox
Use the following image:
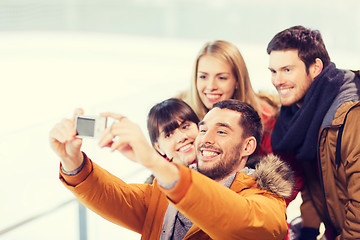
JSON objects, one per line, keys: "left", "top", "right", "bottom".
{"left": 60, "top": 154, "right": 290, "bottom": 239}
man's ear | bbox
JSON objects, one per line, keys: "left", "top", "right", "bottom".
{"left": 309, "top": 58, "right": 323, "bottom": 80}
{"left": 153, "top": 142, "right": 165, "bottom": 156}
{"left": 242, "top": 136, "right": 257, "bottom": 157}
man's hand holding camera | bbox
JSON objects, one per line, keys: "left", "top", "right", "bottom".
{"left": 49, "top": 108, "right": 84, "bottom": 172}
{"left": 50, "top": 109, "right": 180, "bottom": 186}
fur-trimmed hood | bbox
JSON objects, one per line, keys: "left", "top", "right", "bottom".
{"left": 252, "top": 153, "right": 295, "bottom": 199}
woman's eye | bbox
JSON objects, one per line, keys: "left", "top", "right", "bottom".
{"left": 219, "top": 76, "right": 228, "bottom": 80}
{"left": 198, "top": 75, "right": 206, "bottom": 79}
{"left": 165, "top": 133, "right": 171, "bottom": 138}
{"left": 182, "top": 124, "right": 190, "bottom": 129}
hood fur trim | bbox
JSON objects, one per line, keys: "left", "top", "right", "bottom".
{"left": 253, "top": 154, "right": 295, "bottom": 199}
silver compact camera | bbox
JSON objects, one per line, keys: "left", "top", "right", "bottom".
{"left": 75, "top": 115, "right": 107, "bottom": 138}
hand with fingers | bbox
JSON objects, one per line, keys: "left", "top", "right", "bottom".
{"left": 99, "top": 112, "right": 180, "bottom": 186}
{"left": 49, "top": 108, "right": 85, "bottom": 172}
{"left": 99, "top": 112, "right": 160, "bottom": 169}
{"left": 50, "top": 110, "right": 180, "bottom": 186}
{"left": 99, "top": 113, "right": 180, "bottom": 185}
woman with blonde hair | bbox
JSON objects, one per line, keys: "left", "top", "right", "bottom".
{"left": 179, "top": 40, "right": 280, "bottom": 155}
{"left": 178, "top": 40, "right": 297, "bottom": 240}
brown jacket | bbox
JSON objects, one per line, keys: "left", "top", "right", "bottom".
{"left": 301, "top": 101, "right": 360, "bottom": 239}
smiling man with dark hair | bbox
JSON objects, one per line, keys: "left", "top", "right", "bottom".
{"left": 50, "top": 99, "right": 294, "bottom": 239}
{"left": 268, "top": 25, "right": 360, "bottom": 240}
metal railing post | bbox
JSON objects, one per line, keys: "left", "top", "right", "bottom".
{"left": 78, "top": 203, "right": 88, "bottom": 240}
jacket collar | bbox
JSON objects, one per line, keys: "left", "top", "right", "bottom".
{"left": 323, "top": 70, "right": 360, "bottom": 127}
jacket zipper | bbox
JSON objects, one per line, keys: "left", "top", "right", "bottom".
{"left": 316, "top": 125, "right": 341, "bottom": 235}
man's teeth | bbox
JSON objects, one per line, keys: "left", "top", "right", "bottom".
{"left": 279, "top": 88, "right": 291, "bottom": 95}
{"left": 202, "top": 150, "right": 218, "bottom": 157}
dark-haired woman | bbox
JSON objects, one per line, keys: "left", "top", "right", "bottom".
{"left": 145, "top": 98, "right": 200, "bottom": 184}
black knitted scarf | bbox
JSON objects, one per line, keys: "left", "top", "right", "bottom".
{"left": 271, "top": 63, "right": 343, "bottom": 162}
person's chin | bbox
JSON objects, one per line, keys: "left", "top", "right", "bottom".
{"left": 198, "top": 158, "right": 217, "bottom": 170}
{"left": 201, "top": 96, "right": 218, "bottom": 108}
{"left": 203, "top": 101, "right": 213, "bottom": 110}
{"left": 185, "top": 159, "right": 197, "bottom": 166}
{"left": 280, "top": 99, "right": 296, "bottom": 106}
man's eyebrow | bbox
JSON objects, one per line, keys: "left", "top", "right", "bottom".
{"left": 216, "top": 122, "right": 233, "bottom": 131}
{"left": 269, "top": 65, "right": 295, "bottom": 71}
{"left": 198, "top": 121, "right": 234, "bottom": 130}
{"left": 281, "top": 65, "right": 295, "bottom": 69}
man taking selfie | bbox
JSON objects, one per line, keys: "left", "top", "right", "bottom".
{"left": 50, "top": 99, "right": 294, "bottom": 239}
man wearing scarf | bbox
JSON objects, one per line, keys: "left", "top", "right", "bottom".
{"left": 267, "top": 25, "right": 360, "bottom": 240}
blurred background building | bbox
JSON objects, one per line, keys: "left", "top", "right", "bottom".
{"left": 0, "top": 0, "right": 359, "bottom": 239}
